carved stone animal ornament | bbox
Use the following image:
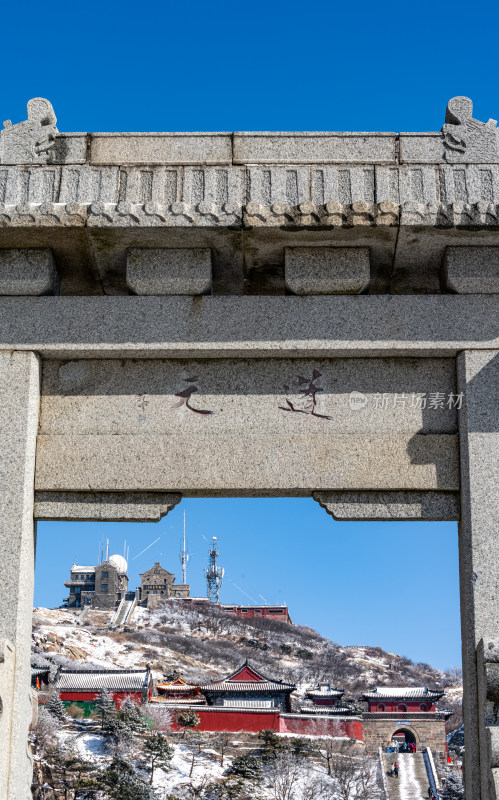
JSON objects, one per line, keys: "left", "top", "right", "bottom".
{"left": 442, "top": 95, "right": 499, "bottom": 163}
{"left": 0, "top": 98, "right": 58, "bottom": 164}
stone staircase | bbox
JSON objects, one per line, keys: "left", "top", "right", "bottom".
{"left": 381, "top": 752, "right": 432, "bottom": 800}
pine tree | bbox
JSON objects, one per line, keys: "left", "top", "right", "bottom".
{"left": 94, "top": 687, "right": 115, "bottom": 731}
{"left": 47, "top": 692, "right": 66, "bottom": 722}
{"left": 100, "top": 754, "right": 159, "bottom": 800}
{"left": 144, "top": 733, "right": 174, "bottom": 784}
{"left": 225, "top": 753, "right": 263, "bottom": 783}
{"left": 441, "top": 772, "right": 464, "bottom": 800}
{"left": 118, "top": 697, "right": 148, "bottom": 732}
{"left": 177, "top": 710, "right": 200, "bottom": 738}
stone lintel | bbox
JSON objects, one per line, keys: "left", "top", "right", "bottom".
{"left": 313, "top": 490, "right": 460, "bottom": 521}
{"left": 0, "top": 295, "right": 497, "bottom": 358}
{"left": 126, "top": 248, "right": 212, "bottom": 295}
{"left": 0, "top": 249, "right": 59, "bottom": 296}
{"left": 232, "top": 132, "right": 397, "bottom": 164}
{"left": 284, "top": 247, "right": 370, "bottom": 295}
{"left": 34, "top": 491, "right": 181, "bottom": 522}
{"left": 34, "top": 433, "right": 459, "bottom": 494}
{"left": 89, "top": 132, "right": 233, "bottom": 166}
{"left": 444, "top": 246, "right": 499, "bottom": 294}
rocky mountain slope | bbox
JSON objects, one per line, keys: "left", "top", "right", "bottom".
{"left": 32, "top": 599, "right": 462, "bottom": 722}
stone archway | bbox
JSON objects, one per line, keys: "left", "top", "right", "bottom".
{"left": 392, "top": 727, "right": 418, "bottom": 750}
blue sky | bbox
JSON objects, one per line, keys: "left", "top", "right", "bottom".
{"left": 10, "top": 0, "right": 494, "bottom": 671}
{"left": 36, "top": 503, "right": 461, "bottom": 671}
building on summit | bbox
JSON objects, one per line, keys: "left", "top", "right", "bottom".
{"left": 64, "top": 554, "right": 129, "bottom": 609}
{"left": 55, "top": 668, "right": 152, "bottom": 710}
{"left": 359, "top": 686, "right": 451, "bottom": 757}
{"left": 138, "top": 562, "right": 190, "bottom": 607}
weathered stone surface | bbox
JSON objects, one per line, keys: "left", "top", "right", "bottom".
{"left": 284, "top": 247, "right": 370, "bottom": 294}
{"left": 90, "top": 132, "right": 232, "bottom": 166}
{"left": 233, "top": 132, "right": 397, "bottom": 164}
{"left": 0, "top": 352, "right": 40, "bottom": 800}
{"left": 0, "top": 99, "right": 57, "bottom": 165}
{"left": 0, "top": 249, "right": 58, "bottom": 295}
{"left": 58, "top": 166, "right": 119, "bottom": 203}
{"left": 35, "top": 433, "right": 458, "bottom": 494}
{"left": 444, "top": 246, "right": 499, "bottom": 294}
{"left": 0, "top": 295, "right": 497, "bottom": 358}
{"left": 126, "top": 248, "right": 212, "bottom": 295}
{"left": 34, "top": 491, "right": 181, "bottom": 521}
{"left": 457, "top": 350, "right": 499, "bottom": 800}
{"left": 39, "top": 356, "right": 457, "bottom": 436}
{"left": 313, "top": 490, "right": 460, "bottom": 520}
{"left": 0, "top": 639, "right": 16, "bottom": 800}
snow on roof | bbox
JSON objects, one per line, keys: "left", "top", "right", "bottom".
{"left": 360, "top": 686, "right": 444, "bottom": 700}
{"left": 55, "top": 669, "right": 149, "bottom": 692}
{"left": 201, "top": 661, "right": 295, "bottom": 693}
{"left": 72, "top": 566, "right": 96, "bottom": 572}
{"left": 307, "top": 685, "right": 344, "bottom": 697}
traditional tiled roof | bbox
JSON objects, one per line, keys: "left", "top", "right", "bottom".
{"left": 360, "top": 686, "right": 444, "bottom": 700}
{"left": 150, "top": 696, "right": 206, "bottom": 705}
{"left": 307, "top": 685, "right": 344, "bottom": 698}
{"left": 300, "top": 705, "right": 352, "bottom": 715}
{"left": 156, "top": 676, "right": 200, "bottom": 692}
{"left": 201, "top": 661, "right": 295, "bottom": 693}
{"left": 55, "top": 669, "right": 149, "bottom": 692}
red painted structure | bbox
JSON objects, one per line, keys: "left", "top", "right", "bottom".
{"left": 170, "top": 707, "right": 362, "bottom": 738}
{"left": 58, "top": 690, "right": 149, "bottom": 709}
{"left": 359, "top": 687, "right": 443, "bottom": 714}
{"left": 178, "top": 598, "right": 291, "bottom": 623}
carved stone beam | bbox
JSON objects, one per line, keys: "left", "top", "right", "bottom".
{"left": 313, "top": 490, "right": 460, "bottom": 521}
{"left": 34, "top": 492, "right": 181, "bottom": 522}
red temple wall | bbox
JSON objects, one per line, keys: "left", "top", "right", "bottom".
{"left": 279, "top": 716, "right": 362, "bottom": 739}
{"left": 59, "top": 690, "right": 148, "bottom": 708}
{"left": 368, "top": 701, "right": 436, "bottom": 713}
{"left": 171, "top": 708, "right": 281, "bottom": 733}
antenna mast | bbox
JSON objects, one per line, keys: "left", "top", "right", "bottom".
{"left": 204, "top": 537, "right": 224, "bottom": 603}
{"left": 180, "top": 511, "right": 189, "bottom": 585}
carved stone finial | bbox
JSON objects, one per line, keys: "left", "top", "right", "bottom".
{"left": 0, "top": 98, "right": 58, "bottom": 165}
{"left": 442, "top": 96, "right": 499, "bottom": 163}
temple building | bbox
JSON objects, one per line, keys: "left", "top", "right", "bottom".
{"left": 64, "top": 554, "right": 129, "bottom": 609}
{"left": 138, "top": 562, "right": 190, "bottom": 607}
{"left": 55, "top": 668, "right": 152, "bottom": 711}
{"left": 359, "top": 686, "right": 452, "bottom": 760}
{"left": 152, "top": 675, "right": 205, "bottom": 706}
{"left": 200, "top": 661, "right": 295, "bottom": 711}
{"left": 301, "top": 683, "right": 352, "bottom": 715}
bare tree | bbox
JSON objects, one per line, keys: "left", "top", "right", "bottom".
{"left": 265, "top": 752, "right": 303, "bottom": 800}
{"left": 212, "top": 731, "right": 231, "bottom": 767}
{"left": 142, "top": 702, "right": 173, "bottom": 733}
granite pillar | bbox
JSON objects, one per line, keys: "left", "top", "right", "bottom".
{"left": 457, "top": 350, "right": 499, "bottom": 800}
{"left": 0, "top": 352, "right": 40, "bottom": 799}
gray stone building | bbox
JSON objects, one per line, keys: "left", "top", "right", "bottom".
{"left": 139, "top": 562, "right": 189, "bottom": 606}
{"left": 64, "top": 554, "right": 129, "bottom": 609}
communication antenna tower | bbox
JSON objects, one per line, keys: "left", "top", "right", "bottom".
{"left": 180, "top": 511, "right": 190, "bottom": 585}
{"left": 204, "top": 536, "right": 224, "bottom": 603}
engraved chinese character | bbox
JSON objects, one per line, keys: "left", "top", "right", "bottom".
{"left": 279, "top": 369, "right": 331, "bottom": 420}
{"left": 172, "top": 376, "right": 214, "bottom": 415}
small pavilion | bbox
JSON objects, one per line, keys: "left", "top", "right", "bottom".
{"left": 152, "top": 675, "right": 205, "bottom": 706}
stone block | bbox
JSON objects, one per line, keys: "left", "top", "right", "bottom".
{"left": 444, "top": 247, "right": 499, "bottom": 294}
{"left": 0, "top": 249, "right": 58, "bottom": 295}
{"left": 285, "top": 247, "right": 370, "bottom": 294}
{"left": 34, "top": 491, "right": 181, "bottom": 522}
{"left": 233, "top": 132, "right": 397, "bottom": 164}
{"left": 58, "top": 166, "right": 119, "bottom": 203}
{"left": 90, "top": 133, "right": 232, "bottom": 166}
{"left": 313, "top": 490, "right": 460, "bottom": 520}
{"left": 51, "top": 133, "right": 87, "bottom": 164}
{"left": 126, "top": 248, "right": 212, "bottom": 295}
{"left": 0, "top": 639, "right": 16, "bottom": 800}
